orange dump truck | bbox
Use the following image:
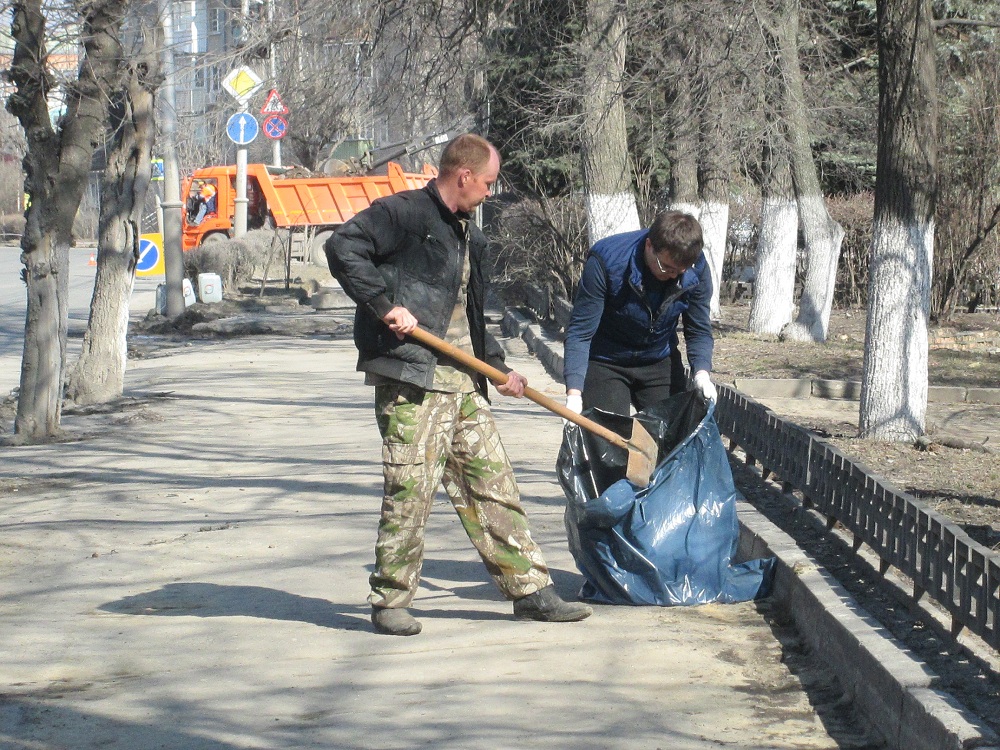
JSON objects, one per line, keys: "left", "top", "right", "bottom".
{"left": 181, "top": 161, "right": 437, "bottom": 259}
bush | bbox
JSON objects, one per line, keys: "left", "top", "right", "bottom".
{"left": 184, "top": 229, "right": 287, "bottom": 290}
{"left": 828, "top": 192, "right": 874, "bottom": 308}
{"left": 0, "top": 213, "right": 25, "bottom": 242}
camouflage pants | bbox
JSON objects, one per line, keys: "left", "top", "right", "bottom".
{"left": 369, "top": 382, "right": 551, "bottom": 609}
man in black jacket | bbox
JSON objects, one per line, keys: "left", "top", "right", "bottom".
{"left": 326, "top": 134, "right": 591, "bottom": 636}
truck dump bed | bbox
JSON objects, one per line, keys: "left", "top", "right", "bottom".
{"left": 261, "top": 162, "right": 436, "bottom": 228}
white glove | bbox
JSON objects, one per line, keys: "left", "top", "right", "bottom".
{"left": 565, "top": 393, "right": 583, "bottom": 414}
{"left": 693, "top": 370, "right": 717, "bottom": 402}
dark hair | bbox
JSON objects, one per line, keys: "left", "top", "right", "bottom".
{"left": 438, "top": 134, "right": 495, "bottom": 177}
{"left": 647, "top": 211, "right": 704, "bottom": 266}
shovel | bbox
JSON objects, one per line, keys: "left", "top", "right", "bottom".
{"left": 407, "top": 327, "right": 659, "bottom": 488}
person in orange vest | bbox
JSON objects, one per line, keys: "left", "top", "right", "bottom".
{"left": 194, "top": 181, "right": 218, "bottom": 225}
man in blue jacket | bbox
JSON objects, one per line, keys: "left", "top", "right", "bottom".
{"left": 326, "top": 134, "right": 592, "bottom": 636}
{"left": 563, "top": 211, "right": 716, "bottom": 416}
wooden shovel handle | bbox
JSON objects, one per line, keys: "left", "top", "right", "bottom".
{"left": 407, "top": 326, "right": 630, "bottom": 451}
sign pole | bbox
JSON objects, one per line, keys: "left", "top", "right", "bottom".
{"left": 235, "top": 142, "right": 249, "bottom": 237}
{"left": 222, "top": 67, "right": 264, "bottom": 239}
{"left": 267, "top": 0, "right": 282, "bottom": 170}
{"left": 225, "top": 111, "right": 259, "bottom": 237}
{"left": 260, "top": 90, "right": 290, "bottom": 170}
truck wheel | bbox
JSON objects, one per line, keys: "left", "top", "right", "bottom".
{"left": 309, "top": 230, "right": 334, "bottom": 267}
{"left": 201, "top": 232, "right": 227, "bottom": 245}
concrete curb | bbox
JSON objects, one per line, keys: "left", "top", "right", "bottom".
{"left": 738, "top": 507, "right": 999, "bottom": 750}
{"left": 506, "top": 311, "right": 999, "bottom": 750}
{"left": 729, "top": 377, "right": 1000, "bottom": 405}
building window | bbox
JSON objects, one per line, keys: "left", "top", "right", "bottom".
{"left": 210, "top": 8, "right": 224, "bottom": 33}
{"left": 194, "top": 66, "right": 205, "bottom": 89}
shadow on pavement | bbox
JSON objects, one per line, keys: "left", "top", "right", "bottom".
{"left": 0, "top": 695, "right": 255, "bottom": 750}
{"left": 98, "top": 582, "right": 368, "bottom": 631}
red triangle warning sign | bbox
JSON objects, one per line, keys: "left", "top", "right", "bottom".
{"left": 260, "top": 89, "right": 289, "bottom": 115}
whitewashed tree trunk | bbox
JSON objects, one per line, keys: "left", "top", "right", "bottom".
{"left": 860, "top": 216, "right": 933, "bottom": 440}
{"left": 7, "top": 0, "right": 129, "bottom": 441}
{"left": 697, "top": 44, "right": 731, "bottom": 321}
{"left": 66, "top": 38, "right": 157, "bottom": 406}
{"left": 783, "top": 194, "right": 845, "bottom": 341}
{"left": 749, "top": 196, "right": 797, "bottom": 333}
{"left": 699, "top": 201, "right": 728, "bottom": 319}
{"left": 581, "top": 0, "right": 639, "bottom": 244}
{"left": 859, "top": 0, "right": 937, "bottom": 442}
{"left": 749, "top": 142, "right": 797, "bottom": 334}
{"left": 768, "top": 0, "right": 845, "bottom": 343}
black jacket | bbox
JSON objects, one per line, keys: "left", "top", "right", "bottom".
{"left": 325, "top": 181, "right": 509, "bottom": 397}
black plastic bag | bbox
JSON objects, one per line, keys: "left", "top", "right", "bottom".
{"left": 556, "top": 391, "right": 775, "bottom": 606}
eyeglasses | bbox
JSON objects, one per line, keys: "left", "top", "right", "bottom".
{"left": 652, "top": 252, "right": 686, "bottom": 276}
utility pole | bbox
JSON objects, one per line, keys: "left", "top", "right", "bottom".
{"left": 157, "top": 0, "right": 186, "bottom": 318}
{"left": 267, "top": 0, "right": 281, "bottom": 167}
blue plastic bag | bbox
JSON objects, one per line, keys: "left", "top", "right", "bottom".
{"left": 556, "top": 391, "right": 775, "bottom": 606}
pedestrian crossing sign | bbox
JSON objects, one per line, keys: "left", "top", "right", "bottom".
{"left": 260, "top": 89, "right": 289, "bottom": 115}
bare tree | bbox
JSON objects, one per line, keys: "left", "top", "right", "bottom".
{"left": 696, "top": 41, "right": 733, "bottom": 320}
{"left": 762, "top": 0, "right": 846, "bottom": 343}
{"left": 6, "top": 0, "right": 131, "bottom": 441}
{"left": 933, "top": 43, "right": 1000, "bottom": 319}
{"left": 663, "top": 29, "right": 699, "bottom": 218}
{"left": 748, "top": 131, "right": 797, "bottom": 334}
{"left": 858, "top": 0, "right": 937, "bottom": 442}
{"left": 66, "top": 22, "right": 158, "bottom": 406}
{"left": 579, "top": 0, "right": 639, "bottom": 243}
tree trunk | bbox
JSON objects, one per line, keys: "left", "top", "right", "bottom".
{"left": 772, "top": 0, "right": 846, "bottom": 343}
{"left": 858, "top": 0, "right": 937, "bottom": 442}
{"left": 67, "top": 46, "right": 158, "bottom": 406}
{"left": 664, "top": 31, "right": 700, "bottom": 219}
{"left": 580, "top": 0, "right": 639, "bottom": 244}
{"left": 698, "top": 57, "right": 731, "bottom": 321}
{"left": 749, "top": 139, "right": 797, "bottom": 334}
{"left": 6, "top": 0, "right": 130, "bottom": 441}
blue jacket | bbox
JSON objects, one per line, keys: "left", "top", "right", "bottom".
{"left": 563, "top": 228, "right": 714, "bottom": 392}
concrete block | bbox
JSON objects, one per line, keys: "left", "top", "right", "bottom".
{"left": 524, "top": 283, "right": 549, "bottom": 320}
{"left": 501, "top": 308, "right": 531, "bottom": 338}
{"left": 813, "top": 379, "right": 861, "bottom": 400}
{"left": 523, "top": 324, "right": 564, "bottom": 381}
{"left": 966, "top": 387, "right": 1000, "bottom": 405}
{"left": 899, "top": 687, "right": 1000, "bottom": 750}
{"left": 310, "top": 286, "right": 354, "bottom": 310}
{"left": 928, "top": 385, "right": 967, "bottom": 403}
{"left": 553, "top": 297, "right": 573, "bottom": 331}
{"left": 734, "top": 378, "right": 812, "bottom": 398}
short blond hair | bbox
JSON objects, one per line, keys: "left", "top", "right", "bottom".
{"left": 438, "top": 134, "right": 495, "bottom": 177}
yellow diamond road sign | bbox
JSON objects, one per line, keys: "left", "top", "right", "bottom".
{"left": 222, "top": 66, "right": 264, "bottom": 105}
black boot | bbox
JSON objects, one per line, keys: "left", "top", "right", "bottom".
{"left": 371, "top": 606, "right": 422, "bottom": 636}
{"left": 513, "top": 585, "right": 592, "bottom": 622}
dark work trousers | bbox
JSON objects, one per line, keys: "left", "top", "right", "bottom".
{"left": 582, "top": 349, "right": 686, "bottom": 416}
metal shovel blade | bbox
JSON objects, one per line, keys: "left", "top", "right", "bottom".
{"left": 624, "top": 418, "right": 659, "bottom": 488}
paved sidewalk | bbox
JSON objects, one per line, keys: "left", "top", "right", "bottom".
{"left": 0, "top": 327, "right": 853, "bottom": 749}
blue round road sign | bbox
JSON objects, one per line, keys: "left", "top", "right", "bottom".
{"left": 263, "top": 114, "right": 288, "bottom": 140}
{"left": 226, "top": 113, "right": 259, "bottom": 145}
{"left": 136, "top": 237, "right": 160, "bottom": 272}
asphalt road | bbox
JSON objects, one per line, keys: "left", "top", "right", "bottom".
{"left": 0, "top": 243, "right": 159, "bottom": 393}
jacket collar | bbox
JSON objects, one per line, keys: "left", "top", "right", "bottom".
{"left": 424, "top": 180, "right": 473, "bottom": 227}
